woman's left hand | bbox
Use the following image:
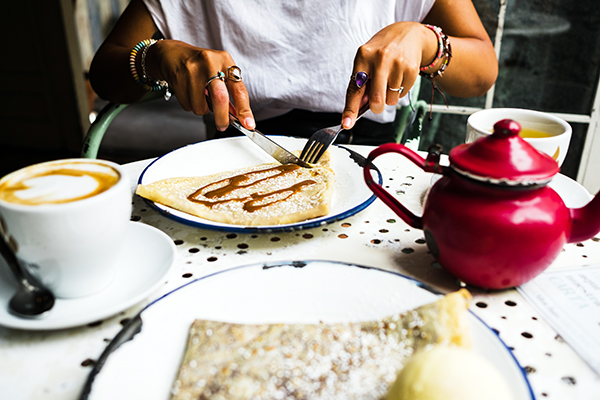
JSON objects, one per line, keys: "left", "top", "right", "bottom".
{"left": 342, "top": 0, "right": 498, "bottom": 130}
{"left": 341, "top": 22, "right": 437, "bottom": 129}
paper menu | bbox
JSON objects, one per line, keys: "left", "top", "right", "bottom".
{"left": 518, "top": 266, "right": 600, "bottom": 375}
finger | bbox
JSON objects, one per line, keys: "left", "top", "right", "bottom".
{"left": 399, "top": 69, "right": 418, "bottom": 100}
{"left": 386, "top": 68, "right": 404, "bottom": 106}
{"left": 206, "top": 75, "right": 230, "bottom": 131}
{"left": 368, "top": 69, "right": 388, "bottom": 114}
{"left": 341, "top": 70, "right": 369, "bottom": 129}
{"left": 226, "top": 68, "right": 255, "bottom": 130}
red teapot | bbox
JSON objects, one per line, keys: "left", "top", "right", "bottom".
{"left": 364, "top": 119, "right": 600, "bottom": 289}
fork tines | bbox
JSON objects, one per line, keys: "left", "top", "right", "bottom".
{"left": 300, "top": 142, "right": 326, "bottom": 164}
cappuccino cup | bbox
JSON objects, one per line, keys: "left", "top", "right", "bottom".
{"left": 466, "top": 108, "right": 572, "bottom": 166}
{"left": 0, "top": 159, "right": 132, "bottom": 298}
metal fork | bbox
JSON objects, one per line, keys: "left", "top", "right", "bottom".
{"left": 300, "top": 102, "right": 370, "bottom": 164}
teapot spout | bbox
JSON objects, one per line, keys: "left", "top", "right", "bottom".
{"left": 568, "top": 190, "right": 600, "bottom": 243}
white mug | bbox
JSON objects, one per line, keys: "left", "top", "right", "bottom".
{"left": 466, "top": 108, "right": 572, "bottom": 166}
{"left": 0, "top": 159, "right": 132, "bottom": 298}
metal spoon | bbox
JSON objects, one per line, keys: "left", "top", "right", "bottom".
{"left": 0, "top": 235, "right": 55, "bottom": 318}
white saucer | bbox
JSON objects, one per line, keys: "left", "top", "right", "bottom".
{"left": 428, "top": 173, "right": 592, "bottom": 208}
{"left": 549, "top": 173, "right": 593, "bottom": 208}
{"left": 0, "top": 222, "right": 176, "bottom": 331}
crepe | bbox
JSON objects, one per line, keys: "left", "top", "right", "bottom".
{"left": 135, "top": 153, "right": 334, "bottom": 226}
{"left": 170, "top": 289, "right": 472, "bottom": 400}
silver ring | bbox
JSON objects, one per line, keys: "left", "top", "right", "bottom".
{"left": 388, "top": 86, "right": 404, "bottom": 93}
{"left": 205, "top": 71, "right": 226, "bottom": 87}
{"left": 351, "top": 71, "right": 369, "bottom": 89}
{"left": 227, "top": 65, "right": 242, "bottom": 82}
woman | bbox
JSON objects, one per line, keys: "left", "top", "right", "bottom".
{"left": 89, "top": 0, "right": 497, "bottom": 144}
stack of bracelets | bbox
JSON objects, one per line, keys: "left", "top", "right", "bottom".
{"left": 419, "top": 24, "right": 452, "bottom": 114}
{"left": 129, "top": 38, "right": 171, "bottom": 101}
{"left": 419, "top": 24, "right": 452, "bottom": 81}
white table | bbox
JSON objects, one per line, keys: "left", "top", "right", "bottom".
{"left": 1, "top": 145, "right": 599, "bottom": 400}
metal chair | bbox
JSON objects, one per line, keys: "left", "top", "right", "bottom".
{"left": 81, "top": 91, "right": 162, "bottom": 159}
{"left": 395, "top": 76, "right": 429, "bottom": 150}
{"left": 81, "top": 83, "right": 428, "bottom": 159}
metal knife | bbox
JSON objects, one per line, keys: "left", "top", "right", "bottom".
{"left": 206, "top": 95, "right": 311, "bottom": 168}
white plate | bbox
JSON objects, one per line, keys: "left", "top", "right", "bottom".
{"left": 138, "top": 136, "right": 381, "bottom": 233}
{"left": 0, "top": 222, "right": 176, "bottom": 331}
{"left": 85, "top": 261, "right": 534, "bottom": 400}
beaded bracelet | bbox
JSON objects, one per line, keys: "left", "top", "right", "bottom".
{"left": 129, "top": 39, "right": 171, "bottom": 100}
{"left": 418, "top": 25, "right": 453, "bottom": 118}
{"left": 420, "top": 25, "right": 444, "bottom": 72}
{"left": 419, "top": 25, "right": 452, "bottom": 79}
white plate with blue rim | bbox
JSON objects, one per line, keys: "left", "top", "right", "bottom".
{"left": 82, "top": 260, "right": 534, "bottom": 400}
{"left": 137, "top": 136, "right": 381, "bottom": 233}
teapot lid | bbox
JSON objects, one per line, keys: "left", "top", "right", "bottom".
{"left": 449, "top": 119, "right": 559, "bottom": 186}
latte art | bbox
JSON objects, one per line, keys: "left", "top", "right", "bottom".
{"left": 0, "top": 160, "right": 120, "bottom": 206}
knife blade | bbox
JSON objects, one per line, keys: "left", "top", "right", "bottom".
{"left": 205, "top": 95, "right": 311, "bottom": 168}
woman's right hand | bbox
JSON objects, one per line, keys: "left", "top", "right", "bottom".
{"left": 89, "top": 0, "right": 255, "bottom": 131}
{"left": 146, "top": 40, "right": 255, "bottom": 131}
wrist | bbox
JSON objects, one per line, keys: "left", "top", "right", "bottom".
{"left": 129, "top": 39, "right": 171, "bottom": 100}
{"left": 419, "top": 25, "right": 452, "bottom": 79}
{"left": 420, "top": 24, "right": 443, "bottom": 70}
{"left": 143, "top": 40, "right": 165, "bottom": 81}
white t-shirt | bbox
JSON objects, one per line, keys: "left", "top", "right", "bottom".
{"left": 142, "top": 0, "right": 436, "bottom": 123}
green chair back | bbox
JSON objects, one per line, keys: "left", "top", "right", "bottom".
{"left": 81, "top": 91, "right": 163, "bottom": 159}
{"left": 81, "top": 103, "right": 130, "bottom": 159}
{"left": 395, "top": 75, "right": 428, "bottom": 150}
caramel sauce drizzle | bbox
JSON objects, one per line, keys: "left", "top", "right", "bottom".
{"left": 187, "top": 164, "right": 317, "bottom": 212}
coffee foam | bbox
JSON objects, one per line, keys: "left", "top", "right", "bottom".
{"left": 0, "top": 161, "right": 120, "bottom": 206}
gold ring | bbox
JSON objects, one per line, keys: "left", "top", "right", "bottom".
{"left": 206, "top": 71, "right": 226, "bottom": 87}
{"left": 227, "top": 65, "right": 242, "bottom": 82}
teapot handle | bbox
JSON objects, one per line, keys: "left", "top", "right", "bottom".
{"left": 363, "top": 143, "right": 448, "bottom": 230}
